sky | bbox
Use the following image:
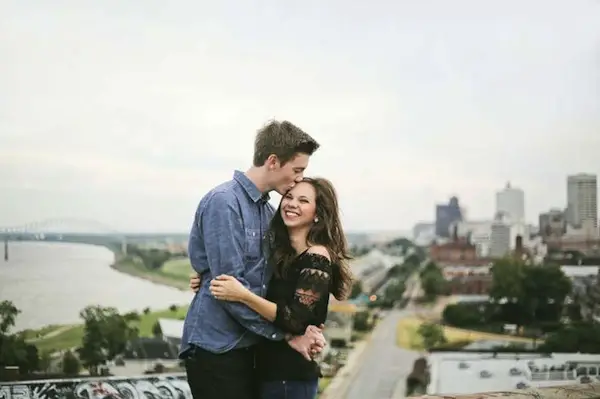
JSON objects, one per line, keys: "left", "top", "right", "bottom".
{"left": 1, "top": 0, "right": 599, "bottom": 233}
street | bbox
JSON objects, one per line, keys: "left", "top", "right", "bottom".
{"left": 345, "top": 308, "right": 421, "bottom": 399}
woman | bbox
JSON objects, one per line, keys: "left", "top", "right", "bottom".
{"left": 208, "top": 177, "right": 353, "bottom": 399}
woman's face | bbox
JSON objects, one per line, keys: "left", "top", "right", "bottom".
{"left": 280, "top": 181, "right": 317, "bottom": 229}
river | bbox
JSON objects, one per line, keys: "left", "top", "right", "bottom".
{"left": 0, "top": 241, "right": 193, "bottom": 332}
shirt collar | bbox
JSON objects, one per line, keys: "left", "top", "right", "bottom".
{"left": 233, "top": 170, "right": 271, "bottom": 203}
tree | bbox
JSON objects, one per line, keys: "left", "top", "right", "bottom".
{"left": 152, "top": 321, "right": 162, "bottom": 337}
{"left": 79, "top": 316, "right": 106, "bottom": 374}
{"left": 417, "top": 322, "right": 447, "bottom": 350}
{"left": 489, "top": 257, "right": 527, "bottom": 302}
{"left": 442, "top": 303, "right": 484, "bottom": 328}
{"left": 78, "top": 305, "right": 139, "bottom": 373}
{"left": 0, "top": 300, "right": 20, "bottom": 335}
{"left": 404, "top": 253, "right": 422, "bottom": 267}
{"left": 62, "top": 350, "right": 81, "bottom": 376}
{"left": 539, "top": 322, "right": 600, "bottom": 353}
{"left": 353, "top": 311, "right": 372, "bottom": 332}
{"left": 520, "top": 265, "right": 571, "bottom": 325}
{"left": 580, "top": 271, "right": 600, "bottom": 322}
{"left": 489, "top": 258, "right": 571, "bottom": 328}
{"left": 139, "top": 248, "right": 171, "bottom": 270}
{"left": 38, "top": 351, "right": 52, "bottom": 373}
{"left": 0, "top": 301, "right": 40, "bottom": 376}
{"left": 349, "top": 281, "right": 364, "bottom": 299}
{"left": 383, "top": 281, "right": 406, "bottom": 302}
{"left": 420, "top": 262, "right": 448, "bottom": 301}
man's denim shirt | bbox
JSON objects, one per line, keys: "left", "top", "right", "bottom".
{"left": 180, "top": 170, "right": 285, "bottom": 355}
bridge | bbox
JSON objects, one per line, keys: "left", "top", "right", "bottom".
{"left": 0, "top": 218, "right": 189, "bottom": 261}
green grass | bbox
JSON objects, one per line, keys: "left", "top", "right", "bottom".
{"left": 161, "top": 258, "right": 193, "bottom": 280}
{"left": 111, "top": 259, "right": 190, "bottom": 290}
{"left": 135, "top": 306, "right": 188, "bottom": 336}
{"left": 34, "top": 325, "right": 84, "bottom": 353}
{"left": 21, "top": 324, "right": 65, "bottom": 340}
{"left": 317, "top": 377, "right": 332, "bottom": 398}
{"left": 32, "top": 306, "right": 190, "bottom": 354}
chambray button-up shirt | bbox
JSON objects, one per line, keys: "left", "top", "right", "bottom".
{"left": 179, "top": 170, "right": 285, "bottom": 355}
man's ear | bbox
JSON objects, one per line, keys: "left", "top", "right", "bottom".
{"left": 265, "top": 154, "right": 280, "bottom": 170}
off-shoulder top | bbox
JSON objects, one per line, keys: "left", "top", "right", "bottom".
{"left": 255, "top": 250, "right": 333, "bottom": 381}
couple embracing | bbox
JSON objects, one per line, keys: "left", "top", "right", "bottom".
{"left": 179, "top": 120, "right": 354, "bottom": 399}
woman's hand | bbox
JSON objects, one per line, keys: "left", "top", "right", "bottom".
{"left": 209, "top": 275, "right": 251, "bottom": 302}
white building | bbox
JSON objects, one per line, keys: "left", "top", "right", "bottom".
{"left": 496, "top": 182, "right": 525, "bottom": 223}
{"left": 428, "top": 352, "right": 600, "bottom": 396}
{"left": 449, "top": 215, "right": 531, "bottom": 259}
{"left": 490, "top": 221, "right": 511, "bottom": 258}
{"left": 567, "top": 173, "right": 598, "bottom": 229}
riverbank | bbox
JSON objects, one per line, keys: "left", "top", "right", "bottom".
{"left": 26, "top": 306, "right": 189, "bottom": 354}
{"left": 110, "top": 257, "right": 192, "bottom": 291}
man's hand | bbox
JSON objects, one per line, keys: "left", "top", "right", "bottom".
{"left": 287, "top": 325, "right": 327, "bottom": 361}
{"left": 190, "top": 273, "right": 201, "bottom": 293}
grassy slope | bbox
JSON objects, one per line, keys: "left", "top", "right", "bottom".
{"left": 110, "top": 258, "right": 192, "bottom": 291}
{"left": 396, "top": 316, "right": 538, "bottom": 351}
{"left": 30, "top": 306, "right": 189, "bottom": 354}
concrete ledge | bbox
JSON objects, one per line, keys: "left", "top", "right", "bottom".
{"left": 412, "top": 382, "right": 600, "bottom": 398}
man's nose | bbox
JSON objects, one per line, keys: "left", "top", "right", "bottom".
{"left": 295, "top": 174, "right": 303, "bottom": 183}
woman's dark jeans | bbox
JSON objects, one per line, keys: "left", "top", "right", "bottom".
{"left": 259, "top": 380, "right": 319, "bottom": 399}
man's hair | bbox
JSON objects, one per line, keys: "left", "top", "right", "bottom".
{"left": 253, "top": 120, "right": 320, "bottom": 167}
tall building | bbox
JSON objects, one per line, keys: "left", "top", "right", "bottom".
{"left": 567, "top": 174, "right": 598, "bottom": 229}
{"left": 495, "top": 182, "right": 525, "bottom": 223}
{"left": 490, "top": 221, "right": 511, "bottom": 258}
{"left": 435, "top": 197, "right": 463, "bottom": 238}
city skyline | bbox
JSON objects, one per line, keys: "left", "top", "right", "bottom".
{"left": 1, "top": 0, "right": 599, "bottom": 232}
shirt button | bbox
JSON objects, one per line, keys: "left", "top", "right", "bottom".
{"left": 271, "top": 334, "right": 277, "bottom": 339}
{"left": 263, "top": 285, "right": 266, "bottom": 289}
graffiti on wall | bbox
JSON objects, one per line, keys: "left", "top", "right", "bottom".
{"left": 0, "top": 374, "right": 191, "bottom": 399}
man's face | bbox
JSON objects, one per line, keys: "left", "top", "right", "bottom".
{"left": 270, "top": 153, "right": 310, "bottom": 195}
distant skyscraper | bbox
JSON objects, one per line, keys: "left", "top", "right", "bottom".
{"left": 495, "top": 182, "right": 525, "bottom": 222}
{"left": 435, "top": 196, "right": 463, "bottom": 237}
{"left": 566, "top": 174, "right": 598, "bottom": 229}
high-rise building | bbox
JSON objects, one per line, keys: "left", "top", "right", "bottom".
{"left": 566, "top": 174, "right": 598, "bottom": 229}
{"left": 490, "top": 221, "right": 511, "bottom": 258}
{"left": 495, "top": 182, "right": 525, "bottom": 223}
{"left": 435, "top": 196, "right": 463, "bottom": 238}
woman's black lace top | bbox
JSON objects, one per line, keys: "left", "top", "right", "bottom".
{"left": 255, "top": 251, "right": 333, "bottom": 381}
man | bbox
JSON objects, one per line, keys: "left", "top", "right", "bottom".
{"left": 180, "top": 120, "right": 326, "bottom": 399}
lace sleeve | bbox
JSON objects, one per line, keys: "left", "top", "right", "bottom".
{"left": 273, "top": 253, "right": 332, "bottom": 335}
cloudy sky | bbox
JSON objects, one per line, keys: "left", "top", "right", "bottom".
{"left": 1, "top": 0, "right": 599, "bottom": 233}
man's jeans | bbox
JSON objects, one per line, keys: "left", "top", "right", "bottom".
{"left": 184, "top": 345, "right": 257, "bottom": 399}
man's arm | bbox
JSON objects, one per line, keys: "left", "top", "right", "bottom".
{"left": 195, "top": 191, "right": 285, "bottom": 341}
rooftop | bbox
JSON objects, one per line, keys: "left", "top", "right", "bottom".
{"left": 428, "top": 352, "right": 600, "bottom": 396}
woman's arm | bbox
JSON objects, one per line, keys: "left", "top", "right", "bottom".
{"left": 210, "top": 246, "right": 332, "bottom": 334}
{"left": 239, "top": 291, "right": 278, "bottom": 321}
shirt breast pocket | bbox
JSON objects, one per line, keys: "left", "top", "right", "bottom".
{"left": 244, "top": 228, "right": 262, "bottom": 262}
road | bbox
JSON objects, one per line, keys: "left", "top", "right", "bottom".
{"left": 344, "top": 271, "right": 424, "bottom": 399}
{"left": 344, "top": 308, "right": 421, "bottom": 399}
